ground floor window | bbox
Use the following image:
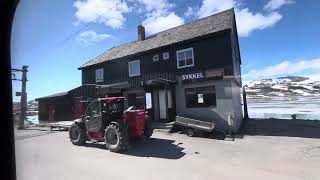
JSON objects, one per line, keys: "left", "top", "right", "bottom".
{"left": 185, "top": 86, "right": 216, "bottom": 108}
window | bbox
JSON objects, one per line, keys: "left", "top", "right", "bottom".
{"left": 163, "top": 52, "right": 169, "bottom": 60}
{"left": 128, "top": 60, "right": 140, "bottom": 77}
{"left": 89, "top": 101, "right": 101, "bottom": 116}
{"left": 95, "top": 68, "right": 104, "bottom": 82}
{"left": 176, "top": 48, "right": 194, "bottom": 69}
{"left": 185, "top": 86, "right": 216, "bottom": 108}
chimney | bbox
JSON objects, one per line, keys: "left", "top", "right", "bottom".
{"left": 137, "top": 25, "right": 145, "bottom": 41}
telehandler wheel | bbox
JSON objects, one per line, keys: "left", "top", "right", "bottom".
{"left": 69, "top": 123, "right": 86, "bottom": 145}
{"left": 144, "top": 115, "right": 154, "bottom": 138}
{"left": 105, "top": 123, "right": 129, "bottom": 153}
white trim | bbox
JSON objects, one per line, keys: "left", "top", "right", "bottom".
{"left": 95, "top": 68, "right": 104, "bottom": 83}
{"left": 128, "top": 60, "right": 141, "bottom": 77}
{"left": 163, "top": 52, "right": 169, "bottom": 60}
{"left": 153, "top": 54, "right": 159, "bottom": 62}
{"left": 176, "top": 47, "right": 194, "bottom": 69}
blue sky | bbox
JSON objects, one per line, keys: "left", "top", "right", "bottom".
{"left": 11, "top": 0, "right": 320, "bottom": 102}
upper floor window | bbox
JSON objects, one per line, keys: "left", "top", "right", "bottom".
{"left": 128, "top": 60, "right": 141, "bottom": 77}
{"left": 95, "top": 68, "right": 104, "bottom": 83}
{"left": 163, "top": 52, "right": 169, "bottom": 60}
{"left": 176, "top": 48, "right": 194, "bottom": 69}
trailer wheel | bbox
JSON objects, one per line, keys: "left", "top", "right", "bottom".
{"left": 105, "top": 123, "right": 129, "bottom": 153}
{"left": 185, "top": 128, "right": 195, "bottom": 137}
{"left": 69, "top": 123, "right": 86, "bottom": 145}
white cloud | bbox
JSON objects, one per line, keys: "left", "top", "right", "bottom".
{"left": 73, "top": 0, "right": 130, "bottom": 29}
{"left": 196, "top": 0, "right": 286, "bottom": 37}
{"left": 264, "top": 0, "right": 294, "bottom": 11}
{"left": 136, "top": 0, "right": 175, "bottom": 12}
{"left": 236, "top": 8, "right": 282, "bottom": 37}
{"left": 77, "top": 30, "right": 113, "bottom": 44}
{"left": 143, "top": 12, "right": 184, "bottom": 34}
{"left": 133, "top": 0, "right": 184, "bottom": 34}
{"left": 184, "top": 7, "right": 195, "bottom": 17}
{"left": 197, "top": 0, "right": 236, "bottom": 18}
{"left": 244, "top": 58, "right": 320, "bottom": 79}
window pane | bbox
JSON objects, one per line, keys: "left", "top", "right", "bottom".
{"left": 177, "top": 51, "right": 185, "bottom": 60}
{"left": 185, "top": 50, "right": 193, "bottom": 59}
{"left": 90, "top": 102, "right": 100, "bottom": 115}
{"left": 95, "top": 69, "right": 103, "bottom": 82}
{"left": 186, "top": 58, "right": 193, "bottom": 65}
{"left": 129, "top": 60, "right": 140, "bottom": 76}
{"left": 179, "top": 59, "right": 185, "bottom": 67}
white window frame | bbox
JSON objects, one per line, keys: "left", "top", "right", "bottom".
{"left": 176, "top": 47, "right": 194, "bottom": 69}
{"left": 128, "top": 60, "right": 141, "bottom": 77}
{"left": 95, "top": 68, "right": 104, "bottom": 83}
{"left": 163, "top": 52, "right": 169, "bottom": 60}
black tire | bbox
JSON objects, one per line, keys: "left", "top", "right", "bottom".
{"left": 69, "top": 123, "right": 86, "bottom": 145}
{"left": 185, "top": 128, "right": 195, "bottom": 137}
{"left": 144, "top": 115, "right": 153, "bottom": 138}
{"left": 105, "top": 123, "right": 129, "bottom": 153}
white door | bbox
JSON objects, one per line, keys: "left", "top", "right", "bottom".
{"left": 159, "top": 90, "right": 167, "bottom": 119}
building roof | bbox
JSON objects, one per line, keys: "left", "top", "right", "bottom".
{"left": 35, "top": 92, "right": 68, "bottom": 101}
{"left": 79, "top": 8, "right": 235, "bottom": 69}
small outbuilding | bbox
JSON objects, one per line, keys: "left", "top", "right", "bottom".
{"left": 35, "top": 85, "right": 97, "bottom": 121}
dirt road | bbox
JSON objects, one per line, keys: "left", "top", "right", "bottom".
{"left": 15, "top": 127, "right": 320, "bottom": 180}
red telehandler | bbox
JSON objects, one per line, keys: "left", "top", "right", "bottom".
{"left": 69, "top": 96, "right": 153, "bottom": 153}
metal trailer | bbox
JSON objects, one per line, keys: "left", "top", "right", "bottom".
{"left": 174, "top": 116, "right": 215, "bottom": 137}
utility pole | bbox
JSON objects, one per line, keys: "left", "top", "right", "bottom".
{"left": 12, "top": 65, "right": 28, "bottom": 129}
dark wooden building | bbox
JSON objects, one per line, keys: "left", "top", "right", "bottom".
{"left": 35, "top": 85, "right": 98, "bottom": 121}
{"left": 77, "top": 8, "right": 243, "bottom": 132}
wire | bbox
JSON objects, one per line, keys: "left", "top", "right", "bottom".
{"left": 54, "top": 0, "right": 122, "bottom": 47}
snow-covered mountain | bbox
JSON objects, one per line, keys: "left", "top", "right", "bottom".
{"left": 245, "top": 76, "right": 320, "bottom": 98}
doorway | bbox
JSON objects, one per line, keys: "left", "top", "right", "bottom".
{"left": 152, "top": 89, "right": 173, "bottom": 122}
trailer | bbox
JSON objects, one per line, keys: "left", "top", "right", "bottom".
{"left": 174, "top": 115, "right": 215, "bottom": 137}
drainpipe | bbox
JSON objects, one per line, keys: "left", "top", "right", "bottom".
{"left": 165, "top": 85, "right": 168, "bottom": 122}
{"left": 227, "top": 113, "right": 233, "bottom": 136}
{"left": 243, "top": 85, "right": 249, "bottom": 120}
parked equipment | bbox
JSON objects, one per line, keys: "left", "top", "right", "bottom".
{"left": 68, "top": 96, "right": 153, "bottom": 153}
{"left": 175, "top": 115, "right": 215, "bottom": 137}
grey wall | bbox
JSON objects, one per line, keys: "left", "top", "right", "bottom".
{"left": 231, "top": 80, "right": 243, "bottom": 131}
{"left": 175, "top": 79, "right": 242, "bottom": 132}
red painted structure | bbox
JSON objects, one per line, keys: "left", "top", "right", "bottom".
{"left": 126, "top": 110, "right": 146, "bottom": 137}
{"left": 83, "top": 96, "right": 147, "bottom": 141}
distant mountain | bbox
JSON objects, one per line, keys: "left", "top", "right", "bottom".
{"left": 245, "top": 76, "right": 320, "bottom": 99}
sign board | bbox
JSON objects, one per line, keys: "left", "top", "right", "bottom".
{"left": 205, "top": 68, "right": 224, "bottom": 78}
{"left": 145, "top": 92, "right": 152, "bottom": 109}
{"left": 181, "top": 69, "right": 224, "bottom": 82}
{"left": 16, "top": 92, "right": 22, "bottom": 96}
{"left": 197, "top": 94, "right": 204, "bottom": 103}
{"left": 182, "top": 72, "right": 204, "bottom": 81}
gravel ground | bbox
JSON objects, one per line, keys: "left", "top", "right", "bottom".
{"left": 14, "top": 125, "right": 320, "bottom": 180}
